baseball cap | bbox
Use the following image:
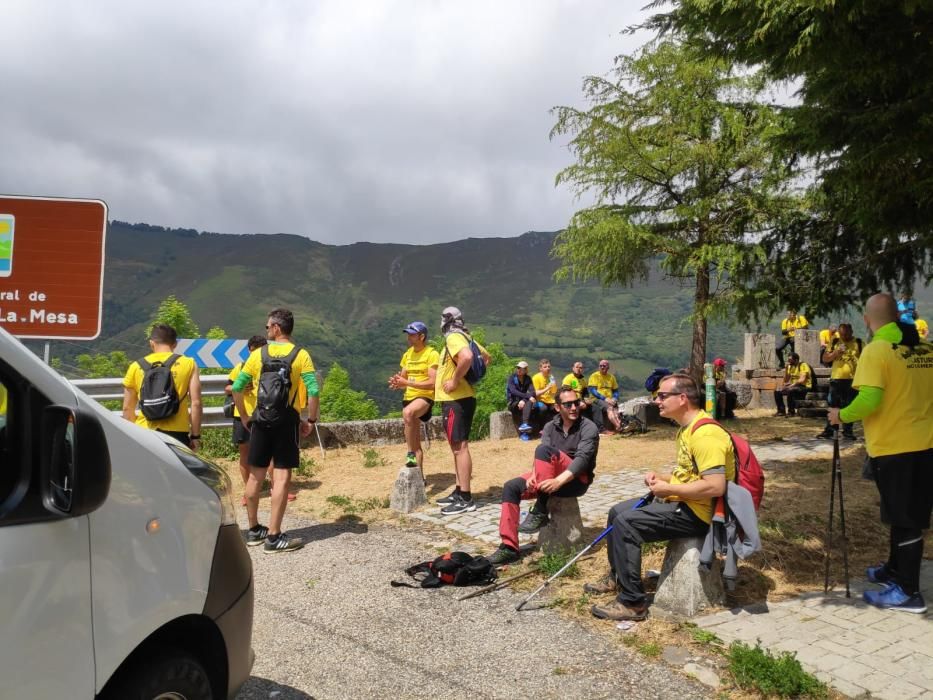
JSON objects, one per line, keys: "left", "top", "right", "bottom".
{"left": 515, "top": 361, "right": 529, "bottom": 369}
{"left": 441, "top": 306, "right": 462, "bottom": 321}
{"left": 403, "top": 321, "right": 428, "bottom": 335}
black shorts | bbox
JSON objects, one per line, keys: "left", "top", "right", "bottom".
{"left": 156, "top": 429, "right": 190, "bottom": 448}
{"left": 232, "top": 418, "right": 251, "bottom": 445}
{"left": 442, "top": 397, "right": 476, "bottom": 444}
{"left": 247, "top": 410, "right": 300, "bottom": 469}
{"left": 870, "top": 449, "right": 933, "bottom": 529}
{"left": 402, "top": 398, "right": 434, "bottom": 423}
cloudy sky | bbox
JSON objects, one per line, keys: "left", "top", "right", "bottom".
{"left": 0, "top": 1, "right": 649, "bottom": 245}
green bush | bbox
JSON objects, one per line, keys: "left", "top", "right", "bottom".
{"left": 728, "top": 642, "right": 828, "bottom": 698}
{"left": 537, "top": 551, "right": 579, "bottom": 578}
{"left": 199, "top": 429, "right": 238, "bottom": 461}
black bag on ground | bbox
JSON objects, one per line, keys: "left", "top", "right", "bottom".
{"left": 391, "top": 552, "right": 498, "bottom": 589}
{"left": 253, "top": 346, "right": 301, "bottom": 428}
{"left": 137, "top": 354, "right": 183, "bottom": 421}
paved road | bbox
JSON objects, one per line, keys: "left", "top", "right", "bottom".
{"left": 234, "top": 513, "right": 709, "bottom": 700}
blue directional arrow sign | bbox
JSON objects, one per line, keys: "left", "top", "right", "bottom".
{"left": 175, "top": 339, "right": 251, "bottom": 368}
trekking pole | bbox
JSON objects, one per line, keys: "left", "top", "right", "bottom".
{"left": 515, "top": 493, "right": 653, "bottom": 611}
{"left": 823, "top": 426, "right": 851, "bottom": 597}
{"left": 314, "top": 422, "right": 325, "bottom": 460}
{"left": 457, "top": 569, "right": 537, "bottom": 601}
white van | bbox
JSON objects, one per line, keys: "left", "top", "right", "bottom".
{"left": 0, "top": 325, "right": 253, "bottom": 699}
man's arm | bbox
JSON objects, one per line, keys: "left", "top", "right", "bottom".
{"left": 831, "top": 385, "right": 884, "bottom": 425}
{"left": 651, "top": 472, "right": 726, "bottom": 500}
{"left": 188, "top": 368, "right": 202, "bottom": 447}
{"left": 122, "top": 387, "right": 137, "bottom": 423}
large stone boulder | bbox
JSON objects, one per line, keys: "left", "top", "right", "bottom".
{"left": 312, "top": 417, "right": 445, "bottom": 449}
{"left": 743, "top": 333, "right": 776, "bottom": 371}
{"left": 795, "top": 329, "right": 822, "bottom": 370}
{"left": 538, "top": 497, "right": 585, "bottom": 555}
{"left": 653, "top": 536, "right": 725, "bottom": 617}
{"left": 489, "top": 410, "right": 517, "bottom": 440}
{"left": 726, "top": 380, "right": 752, "bottom": 408}
{"left": 389, "top": 465, "right": 427, "bottom": 513}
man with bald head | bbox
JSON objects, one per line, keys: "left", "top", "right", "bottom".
{"left": 830, "top": 293, "right": 933, "bottom": 614}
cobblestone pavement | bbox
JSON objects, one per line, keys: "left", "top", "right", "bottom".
{"left": 412, "top": 436, "right": 933, "bottom": 699}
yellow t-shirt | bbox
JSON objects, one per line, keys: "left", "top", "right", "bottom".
{"left": 819, "top": 329, "right": 839, "bottom": 346}
{"left": 781, "top": 315, "right": 809, "bottom": 338}
{"left": 123, "top": 351, "right": 197, "bottom": 433}
{"left": 671, "top": 411, "right": 736, "bottom": 524}
{"left": 400, "top": 346, "right": 440, "bottom": 401}
{"left": 532, "top": 372, "right": 558, "bottom": 404}
{"left": 588, "top": 371, "right": 619, "bottom": 400}
{"left": 227, "top": 362, "right": 258, "bottom": 418}
{"left": 562, "top": 373, "right": 586, "bottom": 398}
{"left": 0, "top": 382, "right": 7, "bottom": 417}
{"left": 917, "top": 318, "right": 929, "bottom": 339}
{"left": 852, "top": 334, "right": 933, "bottom": 457}
{"left": 240, "top": 342, "right": 316, "bottom": 411}
{"left": 828, "top": 338, "right": 861, "bottom": 380}
{"left": 785, "top": 361, "right": 813, "bottom": 389}
{"left": 434, "top": 332, "right": 485, "bottom": 402}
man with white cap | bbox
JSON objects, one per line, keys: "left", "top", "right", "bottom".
{"left": 434, "top": 306, "right": 490, "bottom": 515}
{"left": 506, "top": 360, "right": 537, "bottom": 441}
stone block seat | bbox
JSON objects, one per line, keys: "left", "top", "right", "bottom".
{"left": 652, "top": 536, "right": 725, "bottom": 617}
{"left": 537, "top": 496, "right": 585, "bottom": 555}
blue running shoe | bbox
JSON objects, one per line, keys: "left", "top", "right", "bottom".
{"left": 518, "top": 423, "right": 532, "bottom": 433}
{"left": 866, "top": 563, "right": 893, "bottom": 585}
{"left": 863, "top": 583, "right": 927, "bottom": 614}
{"left": 519, "top": 433, "right": 531, "bottom": 441}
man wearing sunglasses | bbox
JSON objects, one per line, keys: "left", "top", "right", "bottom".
{"left": 587, "top": 373, "right": 734, "bottom": 621}
{"left": 485, "top": 387, "right": 599, "bottom": 566}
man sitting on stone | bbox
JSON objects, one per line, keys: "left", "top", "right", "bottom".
{"left": 776, "top": 308, "right": 809, "bottom": 369}
{"left": 585, "top": 373, "right": 734, "bottom": 621}
{"left": 712, "top": 358, "right": 736, "bottom": 420}
{"left": 506, "top": 360, "right": 537, "bottom": 440}
{"left": 773, "top": 352, "right": 812, "bottom": 417}
{"left": 485, "top": 386, "right": 599, "bottom": 566}
{"left": 588, "top": 359, "right": 623, "bottom": 434}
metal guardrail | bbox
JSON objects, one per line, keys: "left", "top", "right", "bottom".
{"left": 71, "top": 375, "right": 233, "bottom": 428}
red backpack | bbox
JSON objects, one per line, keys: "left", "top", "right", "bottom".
{"left": 691, "top": 417, "right": 765, "bottom": 510}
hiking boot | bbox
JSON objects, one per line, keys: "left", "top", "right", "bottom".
{"left": 519, "top": 433, "right": 531, "bottom": 442}
{"left": 245, "top": 524, "right": 269, "bottom": 546}
{"left": 518, "top": 423, "right": 532, "bottom": 433}
{"left": 486, "top": 545, "right": 520, "bottom": 567}
{"left": 591, "top": 599, "right": 648, "bottom": 621}
{"left": 816, "top": 430, "right": 833, "bottom": 440}
{"left": 263, "top": 532, "right": 305, "bottom": 554}
{"left": 863, "top": 583, "right": 927, "bottom": 614}
{"left": 842, "top": 431, "right": 856, "bottom": 441}
{"left": 440, "top": 495, "right": 476, "bottom": 515}
{"left": 866, "top": 563, "right": 894, "bottom": 586}
{"left": 583, "top": 573, "right": 619, "bottom": 595}
{"left": 405, "top": 451, "right": 418, "bottom": 468}
{"left": 773, "top": 411, "right": 786, "bottom": 417}
{"left": 518, "top": 509, "right": 549, "bottom": 534}
{"left": 435, "top": 487, "right": 460, "bottom": 505}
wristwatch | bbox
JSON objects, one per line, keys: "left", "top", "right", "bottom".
{"left": 190, "top": 434, "right": 201, "bottom": 440}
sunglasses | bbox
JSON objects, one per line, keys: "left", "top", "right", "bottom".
{"left": 598, "top": 364, "right": 609, "bottom": 369}
{"left": 560, "top": 400, "right": 580, "bottom": 408}
{"left": 655, "top": 391, "right": 682, "bottom": 401}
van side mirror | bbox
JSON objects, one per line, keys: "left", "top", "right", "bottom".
{"left": 40, "top": 406, "right": 111, "bottom": 517}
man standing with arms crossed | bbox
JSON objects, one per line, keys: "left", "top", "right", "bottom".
{"left": 434, "top": 307, "right": 489, "bottom": 516}
{"left": 830, "top": 293, "right": 933, "bottom": 614}
{"left": 233, "top": 308, "right": 320, "bottom": 553}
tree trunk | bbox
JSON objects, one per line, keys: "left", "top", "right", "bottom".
{"left": 690, "top": 265, "right": 710, "bottom": 384}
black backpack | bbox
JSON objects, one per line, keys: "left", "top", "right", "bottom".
{"left": 391, "top": 552, "right": 497, "bottom": 589}
{"left": 253, "top": 345, "right": 301, "bottom": 428}
{"left": 446, "top": 332, "right": 487, "bottom": 385}
{"left": 137, "top": 354, "right": 184, "bottom": 421}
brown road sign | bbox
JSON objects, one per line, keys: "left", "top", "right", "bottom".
{"left": 0, "top": 195, "right": 107, "bottom": 340}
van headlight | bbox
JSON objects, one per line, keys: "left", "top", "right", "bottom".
{"left": 167, "top": 443, "right": 237, "bottom": 526}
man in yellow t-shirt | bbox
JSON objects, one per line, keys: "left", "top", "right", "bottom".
{"left": 532, "top": 358, "right": 558, "bottom": 411}
{"left": 916, "top": 318, "right": 929, "bottom": 340}
{"left": 562, "top": 361, "right": 588, "bottom": 399}
{"left": 232, "top": 308, "right": 320, "bottom": 554}
{"left": 772, "top": 352, "right": 812, "bottom": 416}
{"left": 226, "top": 335, "right": 268, "bottom": 498}
{"left": 434, "top": 306, "right": 490, "bottom": 516}
{"left": 776, "top": 309, "right": 809, "bottom": 369}
{"left": 588, "top": 360, "right": 623, "bottom": 433}
{"left": 388, "top": 321, "right": 439, "bottom": 471}
{"left": 588, "top": 373, "right": 734, "bottom": 621}
{"left": 817, "top": 322, "right": 861, "bottom": 440}
{"left": 819, "top": 324, "right": 839, "bottom": 350}
{"left": 122, "top": 323, "right": 202, "bottom": 450}
{"left": 830, "top": 293, "right": 933, "bottom": 614}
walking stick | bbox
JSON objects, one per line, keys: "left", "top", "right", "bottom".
{"left": 515, "top": 493, "right": 653, "bottom": 611}
{"left": 314, "top": 422, "right": 325, "bottom": 460}
{"left": 823, "top": 426, "right": 851, "bottom": 597}
{"left": 457, "top": 570, "right": 537, "bottom": 601}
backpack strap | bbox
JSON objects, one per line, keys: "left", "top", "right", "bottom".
{"left": 260, "top": 345, "right": 271, "bottom": 370}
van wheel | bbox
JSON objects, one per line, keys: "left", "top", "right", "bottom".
{"left": 103, "top": 650, "right": 213, "bottom": 700}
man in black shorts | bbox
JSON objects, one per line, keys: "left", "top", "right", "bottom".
{"left": 232, "top": 308, "right": 320, "bottom": 553}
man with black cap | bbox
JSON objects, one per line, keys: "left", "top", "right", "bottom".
{"left": 435, "top": 306, "right": 490, "bottom": 515}
{"left": 389, "top": 321, "right": 439, "bottom": 471}
{"left": 507, "top": 360, "right": 537, "bottom": 441}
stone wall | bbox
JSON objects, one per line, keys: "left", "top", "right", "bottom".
{"left": 305, "top": 416, "right": 446, "bottom": 449}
